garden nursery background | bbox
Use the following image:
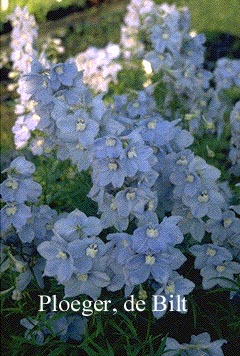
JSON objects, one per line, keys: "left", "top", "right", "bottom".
{"left": 0, "top": 0, "right": 240, "bottom": 355}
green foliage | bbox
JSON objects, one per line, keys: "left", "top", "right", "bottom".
{"left": 154, "top": 0, "right": 240, "bottom": 37}
{"left": 33, "top": 155, "right": 97, "bottom": 215}
{"left": 0, "top": 0, "right": 86, "bottom": 23}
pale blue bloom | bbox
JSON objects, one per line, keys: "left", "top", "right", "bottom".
{"left": 164, "top": 333, "right": 226, "bottom": 356}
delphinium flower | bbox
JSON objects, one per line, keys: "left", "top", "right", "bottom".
{"left": 38, "top": 234, "right": 77, "bottom": 284}
{"left": 63, "top": 256, "right": 111, "bottom": 300}
{"left": 75, "top": 43, "right": 121, "bottom": 92}
{"left": 182, "top": 184, "right": 225, "bottom": 219}
{"left": 126, "top": 2, "right": 239, "bottom": 136}
{"left": 20, "top": 313, "right": 87, "bottom": 344}
{"left": 200, "top": 259, "right": 240, "bottom": 289}
{"left": 125, "top": 87, "right": 157, "bottom": 119}
{"left": 152, "top": 271, "right": 195, "bottom": 319}
{"left": 190, "top": 244, "right": 233, "bottom": 269}
{"left": 162, "top": 153, "right": 225, "bottom": 221}
{"left": 114, "top": 187, "right": 158, "bottom": 222}
{"left": 206, "top": 209, "right": 240, "bottom": 245}
{"left": 53, "top": 209, "right": 102, "bottom": 241}
{"left": 164, "top": 333, "right": 226, "bottom": 356}
{"left": 172, "top": 201, "right": 206, "bottom": 242}
{"left": 138, "top": 115, "right": 178, "bottom": 148}
{"left": 13, "top": 255, "right": 45, "bottom": 297}
{"left": 17, "top": 205, "right": 58, "bottom": 245}
{"left": 37, "top": 209, "right": 103, "bottom": 280}
{"left": 229, "top": 101, "right": 240, "bottom": 176}
{"left": 125, "top": 247, "right": 186, "bottom": 287}
{"left": 190, "top": 244, "right": 240, "bottom": 289}
{"left": 131, "top": 216, "right": 183, "bottom": 253}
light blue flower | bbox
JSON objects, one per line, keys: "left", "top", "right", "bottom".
{"left": 53, "top": 209, "right": 102, "bottom": 242}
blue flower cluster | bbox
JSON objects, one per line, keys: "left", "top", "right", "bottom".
{"left": 20, "top": 312, "right": 87, "bottom": 344}
{"left": 117, "top": 1, "right": 240, "bottom": 137}
{"left": 5, "top": 56, "right": 239, "bottom": 312}
{"left": 8, "top": 6, "right": 38, "bottom": 75}
{"left": 0, "top": 157, "right": 58, "bottom": 298}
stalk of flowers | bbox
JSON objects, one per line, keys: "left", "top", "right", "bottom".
{"left": 8, "top": 6, "right": 38, "bottom": 76}
{"left": 229, "top": 101, "right": 240, "bottom": 177}
{"left": 0, "top": 157, "right": 58, "bottom": 300}
{"left": 75, "top": 43, "right": 122, "bottom": 92}
{"left": 8, "top": 6, "right": 43, "bottom": 149}
{"left": 120, "top": 0, "right": 155, "bottom": 59}
{"left": 8, "top": 7, "right": 65, "bottom": 150}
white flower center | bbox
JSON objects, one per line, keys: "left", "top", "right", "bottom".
{"left": 145, "top": 254, "right": 156, "bottom": 265}
{"left": 147, "top": 120, "right": 157, "bottom": 129}
{"left": 110, "top": 200, "right": 117, "bottom": 210}
{"left": 6, "top": 205, "right": 17, "bottom": 216}
{"left": 126, "top": 191, "right": 136, "bottom": 200}
{"left": 186, "top": 174, "right": 194, "bottom": 183}
{"left": 76, "top": 143, "right": 84, "bottom": 151}
{"left": 198, "top": 191, "right": 209, "bottom": 203}
{"left": 77, "top": 273, "right": 88, "bottom": 281}
{"left": 122, "top": 239, "right": 128, "bottom": 247}
{"left": 76, "top": 119, "right": 87, "bottom": 132}
{"left": 108, "top": 161, "right": 118, "bottom": 171}
{"left": 176, "top": 156, "right": 188, "bottom": 166}
{"left": 86, "top": 244, "right": 98, "bottom": 258}
{"left": 6, "top": 180, "right": 19, "bottom": 190}
{"left": 147, "top": 200, "right": 155, "bottom": 211}
{"left": 206, "top": 247, "right": 216, "bottom": 256}
{"left": 106, "top": 138, "right": 116, "bottom": 147}
{"left": 56, "top": 251, "right": 68, "bottom": 260}
{"left": 133, "top": 102, "right": 139, "bottom": 108}
{"left": 216, "top": 265, "right": 226, "bottom": 273}
{"left": 162, "top": 33, "right": 169, "bottom": 40}
{"left": 223, "top": 218, "right": 232, "bottom": 228}
{"left": 36, "top": 138, "right": 44, "bottom": 147}
{"left": 165, "top": 281, "right": 175, "bottom": 294}
{"left": 56, "top": 65, "right": 64, "bottom": 74}
{"left": 146, "top": 227, "right": 159, "bottom": 238}
{"left": 46, "top": 222, "right": 53, "bottom": 230}
{"left": 127, "top": 147, "right": 137, "bottom": 159}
